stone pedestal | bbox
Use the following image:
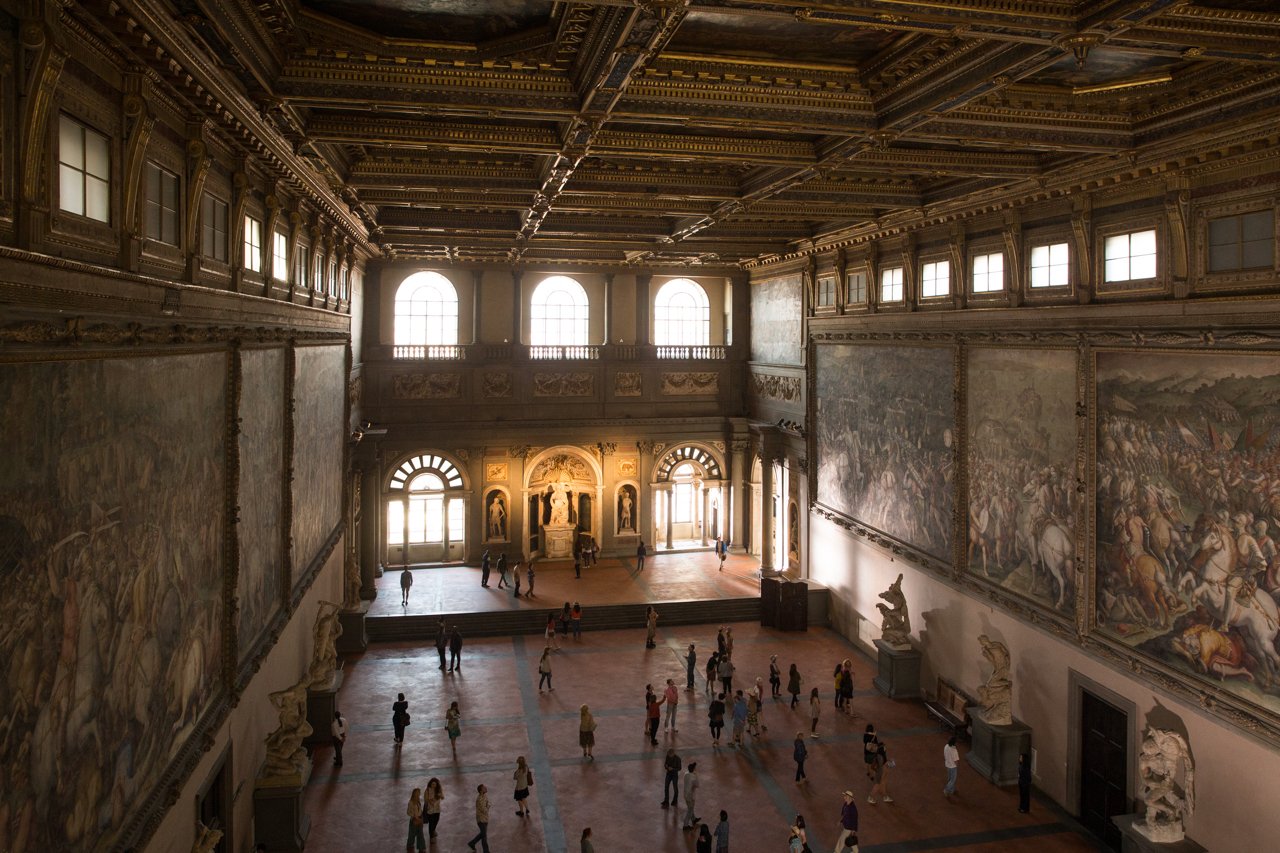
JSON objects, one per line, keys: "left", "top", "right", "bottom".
{"left": 255, "top": 765, "right": 311, "bottom": 853}
{"left": 543, "top": 523, "right": 576, "bottom": 558}
{"left": 337, "top": 602, "right": 369, "bottom": 655}
{"left": 965, "top": 707, "right": 1030, "bottom": 786}
{"left": 872, "top": 640, "right": 921, "bottom": 699}
{"left": 303, "top": 670, "right": 344, "bottom": 747}
{"left": 1113, "top": 815, "right": 1204, "bottom": 853}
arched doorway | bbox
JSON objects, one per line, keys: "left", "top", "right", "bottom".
{"left": 385, "top": 452, "right": 468, "bottom": 565}
{"left": 524, "top": 447, "right": 601, "bottom": 558}
{"left": 652, "top": 444, "right": 725, "bottom": 550}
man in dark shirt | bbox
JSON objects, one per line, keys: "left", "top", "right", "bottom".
{"left": 661, "top": 748, "right": 682, "bottom": 807}
{"left": 836, "top": 790, "right": 859, "bottom": 851}
{"left": 449, "top": 627, "right": 463, "bottom": 672}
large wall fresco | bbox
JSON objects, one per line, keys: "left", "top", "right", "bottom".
{"left": 292, "top": 344, "right": 345, "bottom": 587}
{"left": 967, "top": 348, "right": 1078, "bottom": 611}
{"left": 0, "top": 353, "right": 225, "bottom": 852}
{"left": 816, "top": 344, "right": 955, "bottom": 561}
{"left": 237, "top": 348, "right": 285, "bottom": 660}
{"left": 1095, "top": 350, "right": 1280, "bottom": 716}
{"left": 750, "top": 274, "right": 804, "bottom": 366}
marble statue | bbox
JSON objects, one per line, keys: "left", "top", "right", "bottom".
{"left": 488, "top": 493, "right": 507, "bottom": 538}
{"left": 620, "top": 488, "right": 634, "bottom": 531}
{"left": 549, "top": 482, "right": 570, "bottom": 526}
{"left": 342, "top": 540, "right": 362, "bottom": 609}
{"left": 1137, "top": 727, "right": 1195, "bottom": 843}
{"left": 876, "top": 573, "right": 912, "bottom": 649}
{"left": 261, "top": 677, "right": 312, "bottom": 781}
{"left": 192, "top": 821, "right": 223, "bottom": 853}
{"left": 306, "top": 600, "right": 343, "bottom": 688}
{"left": 977, "top": 634, "right": 1012, "bottom": 725}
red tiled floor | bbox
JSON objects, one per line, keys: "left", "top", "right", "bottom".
{"left": 303, "top": 566, "right": 1098, "bottom": 852}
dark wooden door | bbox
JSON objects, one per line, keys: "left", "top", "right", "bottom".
{"left": 1080, "top": 691, "right": 1127, "bottom": 850}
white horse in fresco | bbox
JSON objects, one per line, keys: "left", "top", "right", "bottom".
{"left": 1021, "top": 478, "right": 1073, "bottom": 609}
{"left": 1181, "top": 524, "right": 1280, "bottom": 688}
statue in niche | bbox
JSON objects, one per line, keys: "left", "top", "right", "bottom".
{"left": 977, "top": 634, "right": 1012, "bottom": 725}
{"left": 192, "top": 821, "right": 223, "bottom": 853}
{"left": 306, "top": 600, "right": 343, "bottom": 688}
{"left": 342, "top": 539, "right": 363, "bottom": 609}
{"left": 619, "top": 486, "right": 636, "bottom": 531}
{"left": 876, "top": 573, "right": 912, "bottom": 649}
{"left": 488, "top": 492, "right": 507, "bottom": 539}
{"left": 262, "top": 677, "right": 313, "bottom": 780}
{"left": 1137, "top": 728, "right": 1195, "bottom": 843}
{"left": 549, "top": 481, "right": 571, "bottom": 526}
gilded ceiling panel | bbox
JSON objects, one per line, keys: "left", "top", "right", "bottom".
{"left": 305, "top": 0, "right": 548, "bottom": 43}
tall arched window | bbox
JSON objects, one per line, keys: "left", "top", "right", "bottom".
{"left": 530, "top": 275, "right": 589, "bottom": 346}
{"left": 394, "top": 271, "right": 459, "bottom": 346}
{"left": 387, "top": 454, "right": 465, "bottom": 560}
{"left": 653, "top": 278, "right": 710, "bottom": 345}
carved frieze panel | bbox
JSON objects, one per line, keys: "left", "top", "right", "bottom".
{"left": 615, "top": 371, "right": 642, "bottom": 396}
{"left": 751, "top": 372, "right": 802, "bottom": 403}
{"left": 533, "top": 371, "right": 593, "bottom": 396}
{"left": 392, "top": 372, "right": 461, "bottom": 399}
{"left": 661, "top": 371, "right": 718, "bottom": 395}
{"left": 483, "top": 370, "right": 512, "bottom": 397}
{"left": 530, "top": 451, "right": 594, "bottom": 485}
{"left": 617, "top": 457, "right": 638, "bottom": 478}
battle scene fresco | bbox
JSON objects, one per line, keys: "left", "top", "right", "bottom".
{"left": 0, "top": 353, "right": 225, "bottom": 852}
{"left": 292, "top": 345, "right": 345, "bottom": 588}
{"left": 816, "top": 344, "right": 955, "bottom": 561}
{"left": 1095, "top": 350, "right": 1280, "bottom": 716}
{"left": 750, "top": 275, "right": 803, "bottom": 366}
{"left": 237, "top": 348, "right": 285, "bottom": 660}
{"left": 967, "top": 348, "right": 1078, "bottom": 611}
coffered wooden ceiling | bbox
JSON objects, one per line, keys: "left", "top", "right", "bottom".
{"left": 166, "top": 1, "right": 1280, "bottom": 266}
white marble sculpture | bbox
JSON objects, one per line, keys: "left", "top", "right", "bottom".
{"left": 977, "top": 634, "right": 1013, "bottom": 725}
{"left": 342, "top": 541, "right": 363, "bottom": 609}
{"left": 261, "top": 678, "right": 313, "bottom": 782}
{"left": 1137, "top": 728, "right": 1195, "bottom": 843}
{"left": 876, "top": 573, "right": 912, "bottom": 649}
{"left": 306, "top": 600, "right": 343, "bottom": 688}
{"left": 192, "top": 821, "right": 223, "bottom": 853}
{"left": 549, "top": 481, "right": 570, "bottom": 526}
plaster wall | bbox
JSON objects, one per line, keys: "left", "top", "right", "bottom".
{"left": 809, "top": 514, "right": 1279, "bottom": 850}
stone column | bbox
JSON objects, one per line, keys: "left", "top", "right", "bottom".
{"left": 700, "top": 483, "right": 710, "bottom": 545}
{"left": 472, "top": 270, "right": 484, "bottom": 344}
{"left": 665, "top": 486, "right": 674, "bottom": 550}
{"left": 510, "top": 270, "right": 523, "bottom": 344}
{"left": 636, "top": 273, "right": 651, "bottom": 347}
{"left": 761, "top": 453, "right": 776, "bottom": 574}
{"left": 730, "top": 439, "right": 747, "bottom": 552}
{"left": 358, "top": 462, "right": 380, "bottom": 597}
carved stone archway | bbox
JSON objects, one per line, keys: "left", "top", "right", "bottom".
{"left": 522, "top": 446, "right": 602, "bottom": 558}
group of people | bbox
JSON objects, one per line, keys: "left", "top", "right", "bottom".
{"left": 401, "top": 758, "right": 544, "bottom": 853}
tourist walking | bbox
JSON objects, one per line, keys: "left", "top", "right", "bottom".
{"left": 637, "top": 539, "right": 647, "bottom": 570}
{"left": 746, "top": 685, "right": 762, "bottom": 740}
{"left": 496, "top": 552, "right": 509, "bottom": 588}
{"left": 682, "top": 761, "right": 700, "bottom": 830}
{"left": 792, "top": 815, "right": 809, "bottom": 852}
{"left": 1018, "top": 752, "right": 1032, "bottom": 813}
{"left": 705, "top": 651, "right": 720, "bottom": 697}
{"left": 716, "top": 626, "right": 727, "bottom": 657}
{"left": 863, "top": 724, "right": 881, "bottom": 777}
{"left": 406, "top": 788, "right": 427, "bottom": 853}
{"left": 574, "top": 553, "right": 582, "bottom": 579}
{"left": 331, "top": 710, "right": 346, "bottom": 766}
{"left": 513, "top": 756, "right": 533, "bottom": 817}
{"left": 480, "top": 549, "right": 491, "bottom": 587}
{"left": 392, "top": 693, "right": 409, "bottom": 746}
{"left": 788, "top": 664, "right": 803, "bottom": 709}
{"left": 571, "top": 602, "right": 583, "bottom": 638}
{"left": 513, "top": 560, "right": 522, "bottom": 596}
{"left": 559, "top": 602, "right": 572, "bottom": 636}
{"left": 714, "top": 810, "right": 730, "bottom": 853}
{"left": 400, "top": 566, "right": 413, "bottom": 605}
{"left": 579, "top": 704, "right": 597, "bottom": 759}
{"left": 467, "top": 784, "right": 490, "bottom": 852}
{"left": 645, "top": 605, "right": 659, "bottom": 648}
{"left": 581, "top": 827, "right": 595, "bottom": 853}
{"left": 731, "top": 690, "right": 747, "bottom": 747}
{"left": 545, "top": 612, "right": 560, "bottom": 651}
{"left": 663, "top": 678, "right": 680, "bottom": 732}
{"left": 686, "top": 643, "right": 697, "bottom": 690}
{"left": 661, "top": 747, "right": 682, "bottom": 807}
{"left": 868, "top": 739, "right": 892, "bottom": 804}
{"left": 809, "top": 687, "right": 821, "bottom": 737}
{"left": 833, "top": 663, "right": 845, "bottom": 713}
{"left": 647, "top": 687, "right": 664, "bottom": 745}
{"left": 770, "top": 655, "right": 782, "bottom": 698}
{"left": 834, "top": 790, "right": 859, "bottom": 853}
{"left": 718, "top": 654, "right": 735, "bottom": 696}
{"left": 696, "top": 824, "right": 713, "bottom": 853}
{"left": 449, "top": 627, "right": 464, "bottom": 672}
{"left": 724, "top": 627, "right": 734, "bottom": 659}
{"left": 943, "top": 735, "right": 960, "bottom": 798}
{"left": 435, "top": 621, "right": 448, "bottom": 671}
{"left": 538, "top": 646, "right": 554, "bottom": 692}
{"left": 753, "top": 677, "right": 768, "bottom": 733}
{"left": 424, "top": 778, "right": 443, "bottom": 841}
{"left": 794, "top": 731, "right": 808, "bottom": 783}
{"left": 708, "top": 692, "right": 726, "bottom": 747}
{"left": 839, "top": 660, "right": 855, "bottom": 716}
{"left": 446, "top": 701, "right": 461, "bottom": 757}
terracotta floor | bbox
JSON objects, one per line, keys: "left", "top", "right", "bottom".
{"left": 308, "top": 555, "right": 1099, "bottom": 853}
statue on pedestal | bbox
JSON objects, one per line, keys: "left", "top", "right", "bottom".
{"left": 306, "top": 601, "right": 343, "bottom": 688}
{"left": 977, "top": 634, "right": 1012, "bottom": 725}
{"left": 876, "top": 573, "right": 912, "bottom": 649}
{"left": 1137, "top": 728, "right": 1195, "bottom": 843}
{"left": 262, "top": 678, "right": 312, "bottom": 781}
{"left": 342, "top": 540, "right": 363, "bottom": 609}
{"left": 549, "top": 481, "right": 570, "bottom": 526}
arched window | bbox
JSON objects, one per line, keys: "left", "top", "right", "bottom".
{"left": 530, "top": 275, "right": 589, "bottom": 346}
{"left": 653, "top": 278, "right": 709, "bottom": 346}
{"left": 387, "top": 454, "right": 465, "bottom": 550}
{"left": 394, "top": 271, "right": 459, "bottom": 346}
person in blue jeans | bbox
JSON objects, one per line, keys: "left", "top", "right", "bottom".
{"left": 794, "top": 732, "right": 808, "bottom": 783}
{"left": 834, "top": 790, "right": 859, "bottom": 852}
{"left": 467, "top": 784, "right": 490, "bottom": 852}
{"left": 714, "top": 810, "right": 730, "bottom": 852}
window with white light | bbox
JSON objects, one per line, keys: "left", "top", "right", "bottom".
{"left": 243, "top": 215, "right": 262, "bottom": 272}
{"left": 312, "top": 251, "right": 324, "bottom": 291}
{"left": 59, "top": 115, "right": 110, "bottom": 223}
{"left": 1030, "top": 241, "right": 1070, "bottom": 288}
{"left": 531, "top": 275, "right": 589, "bottom": 346}
{"left": 272, "top": 231, "right": 289, "bottom": 281}
{"left": 920, "top": 260, "right": 950, "bottom": 298}
{"left": 654, "top": 278, "right": 710, "bottom": 345}
{"left": 880, "top": 266, "right": 904, "bottom": 302}
{"left": 394, "top": 271, "right": 459, "bottom": 346}
{"left": 971, "top": 252, "right": 1005, "bottom": 293}
{"left": 386, "top": 456, "right": 466, "bottom": 547}
{"left": 1104, "top": 229, "right": 1157, "bottom": 282}
{"left": 816, "top": 276, "right": 836, "bottom": 307}
{"left": 847, "top": 271, "right": 867, "bottom": 305}
{"left": 295, "top": 248, "right": 309, "bottom": 288}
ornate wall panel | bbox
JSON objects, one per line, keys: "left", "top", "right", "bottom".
{"left": 0, "top": 351, "right": 226, "bottom": 851}
{"left": 750, "top": 274, "right": 803, "bottom": 366}
{"left": 966, "top": 347, "right": 1079, "bottom": 614}
{"left": 291, "top": 344, "right": 345, "bottom": 590}
{"left": 237, "top": 347, "right": 285, "bottom": 663}
{"left": 815, "top": 343, "right": 956, "bottom": 563}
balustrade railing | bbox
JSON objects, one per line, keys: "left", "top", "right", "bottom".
{"left": 392, "top": 345, "right": 465, "bottom": 360}
{"left": 655, "top": 345, "right": 727, "bottom": 360}
{"left": 528, "top": 345, "right": 600, "bottom": 360}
